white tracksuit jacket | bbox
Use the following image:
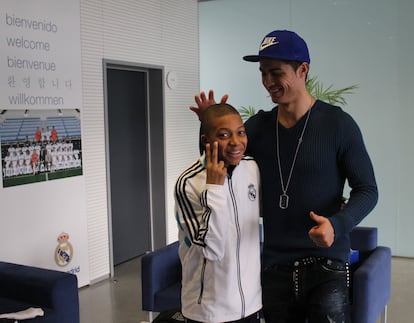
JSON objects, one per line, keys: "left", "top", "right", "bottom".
{"left": 174, "top": 155, "right": 262, "bottom": 323}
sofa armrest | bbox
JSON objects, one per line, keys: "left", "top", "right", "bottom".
{"left": 350, "top": 226, "right": 378, "bottom": 252}
{"left": 351, "top": 246, "right": 391, "bottom": 323}
{"left": 141, "top": 241, "right": 181, "bottom": 311}
{"left": 0, "top": 262, "right": 79, "bottom": 323}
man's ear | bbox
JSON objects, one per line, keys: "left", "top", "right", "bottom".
{"left": 298, "top": 62, "right": 310, "bottom": 79}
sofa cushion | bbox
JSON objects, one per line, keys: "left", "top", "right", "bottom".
{"left": 0, "top": 262, "right": 79, "bottom": 323}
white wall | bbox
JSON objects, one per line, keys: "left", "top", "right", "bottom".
{"left": 199, "top": 0, "right": 414, "bottom": 256}
{"left": 0, "top": 0, "right": 203, "bottom": 284}
{"left": 0, "top": 0, "right": 90, "bottom": 286}
{"left": 395, "top": 0, "right": 414, "bottom": 256}
{"left": 80, "top": 0, "right": 201, "bottom": 281}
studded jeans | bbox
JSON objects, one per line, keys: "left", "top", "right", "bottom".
{"left": 262, "top": 257, "right": 350, "bottom": 323}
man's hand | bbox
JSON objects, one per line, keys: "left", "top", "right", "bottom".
{"left": 308, "top": 211, "right": 335, "bottom": 247}
{"left": 205, "top": 142, "right": 227, "bottom": 185}
{"left": 189, "top": 90, "right": 229, "bottom": 120}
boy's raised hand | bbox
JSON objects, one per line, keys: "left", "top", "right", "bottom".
{"left": 205, "top": 142, "right": 227, "bottom": 185}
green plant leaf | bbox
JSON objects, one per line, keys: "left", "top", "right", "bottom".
{"left": 238, "top": 105, "right": 257, "bottom": 121}
{"left": 306, "top": 75, "right": 358, "bottom": 106}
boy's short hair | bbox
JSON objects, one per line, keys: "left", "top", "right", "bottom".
{"left": 201, "top": 103, "right": 240, "bottom": 135}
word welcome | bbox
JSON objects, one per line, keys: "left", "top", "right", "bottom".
{"left": 6, "top": 36, "right": 51, "bottom": 51}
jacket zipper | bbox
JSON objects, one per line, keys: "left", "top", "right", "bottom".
{"left": 197, "top": 258, "right": 207, "bottom": 304}
{"left": 228, "top": 176, "right": 246, "bottom": 318}
{"left": 197, "top": 177, "right": 246, "bottom": 316}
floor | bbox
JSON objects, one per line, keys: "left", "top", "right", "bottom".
{"left": 79, "top": 258, "right": 147, "bottom": 323}
{"left": 79, "top": 256, "right": 414, "bottom": 323}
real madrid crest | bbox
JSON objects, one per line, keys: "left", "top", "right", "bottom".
{"left": 248, "top": 184, "right": 257, "bottom": 201}
{"left": 55, "top": 232, "right": 73, "bottom": 267}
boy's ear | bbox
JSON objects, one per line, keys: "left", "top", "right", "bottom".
{"left": 201, "top": 135, "right": 209, "bottom": 146}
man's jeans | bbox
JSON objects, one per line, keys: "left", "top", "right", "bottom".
{"left": 262, "top": 257, "right": 350, "bottom": 323}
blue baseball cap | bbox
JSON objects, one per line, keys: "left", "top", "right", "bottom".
{"left": 243, "top": 30, "right": 310, "bottom": 63}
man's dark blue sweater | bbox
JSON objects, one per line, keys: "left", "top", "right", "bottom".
{"left": 244, "top": 100, "right": 378, "bottom": 267}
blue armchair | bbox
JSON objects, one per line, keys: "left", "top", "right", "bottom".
{"left": 141, "top": 226, "right": 391, "bottom": 323}
{"left": 350, "top": 227, "right": 392, "bottom": 323}
{"left": 0, "top": 261, "right": 80, "bottom": 323}
{"left": 141, "top": 242, "right": 181, "bottom": 321}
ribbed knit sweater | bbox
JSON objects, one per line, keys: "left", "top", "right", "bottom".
{"left": 244, "top": 100, "right": 378, "bottom": 267}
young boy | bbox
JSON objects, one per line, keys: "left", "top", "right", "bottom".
{"left": 174, "top": 103, "right": 262, "bottom": 323}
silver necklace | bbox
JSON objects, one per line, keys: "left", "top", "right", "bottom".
{"left": 276, "top": 107, "right": 312, "bottom": 209}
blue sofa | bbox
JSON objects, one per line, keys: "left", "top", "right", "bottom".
{"left": 0, "top": 261, "right": 80, "bottom": 323}
{"left": 141, "top": 226, "right": 391, "bottom": 323}
{"left": 349, "top": 227, "right": 392, "bottom": 323}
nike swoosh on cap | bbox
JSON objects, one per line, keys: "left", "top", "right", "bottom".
{"left": 259, "top": 37, "right": 279, "bottom": 51}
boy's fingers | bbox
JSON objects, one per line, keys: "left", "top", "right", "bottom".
{"left": 205, "top": 143, "right": 211, "bottom": 162}
{"left": 211, "top": 141, "right": 218, "bottom": 164}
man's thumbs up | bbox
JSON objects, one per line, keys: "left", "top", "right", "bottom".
{"left": 308, "top": 211, "right": 335, "bottom": 248}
